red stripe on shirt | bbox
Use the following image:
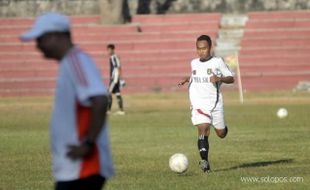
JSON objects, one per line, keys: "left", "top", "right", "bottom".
{"left": 76, "top": 102, "right": 100, "bottom": 178}
{"left": 197, "top": 109, "right": 211, "bottom": 120}
{"left": 69, "top": 52, "right": 88, "bottom": 86}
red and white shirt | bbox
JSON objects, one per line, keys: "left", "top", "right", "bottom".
{"left": 51, "top": 47, "right": 114, "bottom": 181}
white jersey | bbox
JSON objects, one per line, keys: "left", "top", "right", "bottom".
{"left": 51, "top": 47, "right": 114, "bottom": 181}
{"left": 189, "top": 57, "right": 233, "bottom": 111}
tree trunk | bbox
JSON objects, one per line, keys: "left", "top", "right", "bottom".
{"left": 99, "top": 0, "right": 124, "bottom": 24}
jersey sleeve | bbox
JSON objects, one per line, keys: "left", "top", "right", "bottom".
{"left": 218, "top": 58, "right": 233, "bottom": 77}
{"left": 67, "top": 52, "right": 108, "bottom": 106}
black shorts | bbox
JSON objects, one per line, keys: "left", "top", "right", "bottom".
{"left": 55, "top": 174, "right": 105, "bottom": 190}
{"left": 110, "top": 81, "right": 120, "bottom": 94}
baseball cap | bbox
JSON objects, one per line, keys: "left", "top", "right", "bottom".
{"left": 20, "top": 12, "right": 71, "bottom": 42}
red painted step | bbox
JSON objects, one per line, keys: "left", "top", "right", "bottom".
{"left": 0, "top": 39, "right": 200, "bottom": 52}
{"left": 243, "top": 29, "right": 310, "bottom": 39}
{"left": 0, "top": 24, "right": 139, "bottom": 36}
{"left": 0, "top": 49, "right": 197, "bottom": 62}
{"left": 239, "top": 48, "right": 310, "bottom": 56}
{"left": 248, "top": 10, "right": 310, "bottom": 20}
{"left": 239, "top": 56, "right": 310, "bottom": 64}
{"left": 245, "top": 20, "right": 310, "bottom": 29}
{"left": 0, "top": 31, "right": 217, "bottom": 45}
{"left": 132, "top": 13, "right": 221, "bottom": 23}
{"left": 241, "top": 38, "right": 310, "bottom": 47}
{"left": 138, "top": 22, "right": 219, "bottom": 32}
{"left": 240, "top": 64, "right": 310, "bottom": 73}
{"left": 73, "top": 31, "right": 217, "bottom": 43}
{"left": 0, "top": 15, "right": 100, "bottom": 25}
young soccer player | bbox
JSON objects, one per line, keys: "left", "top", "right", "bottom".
{"left": 107, "top": 44, "right": 125, "bottom": 115}
{"left": 178, "top": 35, "right": 234, "bottom": 173}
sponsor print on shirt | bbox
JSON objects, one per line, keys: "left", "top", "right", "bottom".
{"left": 192, "top": 76, "right": 209, "bottom": 83}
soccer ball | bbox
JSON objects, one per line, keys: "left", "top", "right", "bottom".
{"left": 169, "top": 153, "right": 189, "bottom": 173}
{"left": 277, "top": 108, "right": 288, "bottom": 119}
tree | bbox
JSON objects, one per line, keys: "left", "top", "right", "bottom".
{"left": 99, "top": 0, "right": 131, "bottom": 24}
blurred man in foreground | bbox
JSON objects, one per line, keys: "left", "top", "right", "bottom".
{"left": 20, "top": 12, "right": 114, "bottom": 190}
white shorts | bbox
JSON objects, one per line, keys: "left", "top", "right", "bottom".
{"left": 191, "top": 108, "right": 226, "bottom": 129}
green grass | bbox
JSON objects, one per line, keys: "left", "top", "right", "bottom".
{"left": 0, "top": 92, "right": 309, "bottom": 190}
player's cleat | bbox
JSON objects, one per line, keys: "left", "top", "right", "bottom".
{"left": 199, "top": 160, "right": 211, "bottom": 173}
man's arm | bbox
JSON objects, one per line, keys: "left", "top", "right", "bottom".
{"left": 178, "top": 76, "right": 190, "bottom": 86}
{"left": 67, "top": 95, "right": 109, "bottom": 159}
{"left": 210, "top": 74, "right": 234, "bottom": 84}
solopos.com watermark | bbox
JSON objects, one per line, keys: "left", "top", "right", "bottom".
{"left": 240, "top": 176, "right": 304, "bottom": 183}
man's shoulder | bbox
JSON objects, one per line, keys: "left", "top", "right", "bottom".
{"left": 64, "top": 47, "right": 97, "bottom": 69}
{"left": 112, "top": 54, "right": 120, "bottom": 59}
{"left": 207, "top": 56, "right": 224, "bottom": 67}
{"left": 211, "top": 56, "right": 224, "bottom": 63}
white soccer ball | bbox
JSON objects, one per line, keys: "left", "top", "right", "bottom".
{"left": 169, "top": 153, "right": 189, "bottom": 173}
{"left": 277, "top": 108, "right": 288, "bottom": 119}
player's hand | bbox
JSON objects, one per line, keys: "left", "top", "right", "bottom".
{"left": 67, "top": 144, "right": 92, "bottom": 160}
{"left": 178, "top": 80, "right": 187, "bottom": 87}
{"left": 178, "top": 77, "right": 190, "bottom": 87}
{"left": 210, "top": 73, "right": 221, "bottom": 84}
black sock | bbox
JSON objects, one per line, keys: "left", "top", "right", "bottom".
{"left": 197, "top": 135, "right": 209, "bottom": 161}
{"left": 225, "top": 126, "right": 228, "bottom": 136}
{"left": 116, "top": 95, "right": 123, "bottom": 111}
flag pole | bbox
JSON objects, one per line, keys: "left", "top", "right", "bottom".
{"left": 235, "top": 52, "right": 244, "bottom": 104}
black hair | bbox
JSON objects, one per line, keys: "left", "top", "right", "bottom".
{"left": 197, "top": 35, "right": 212, "bottom": 47}
{"left": 63, "top": 31, "right": 71, "bottom": 39}
{"left": 107, "top": 44, "right": 115, "bottom": 50}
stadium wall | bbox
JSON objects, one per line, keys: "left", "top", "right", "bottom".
{"left": 0, "top": 0, "right": 309, "bottom": 17}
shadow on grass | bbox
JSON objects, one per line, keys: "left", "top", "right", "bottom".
{"left": 213, "top": 159, "right": 293, "bottom": 172}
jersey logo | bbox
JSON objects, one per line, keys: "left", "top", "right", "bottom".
{"left": 193, "top": 70, "right": 196, "bottom": 75}
{"left": 207, "top": 68, "right": 212, "bottom": 75}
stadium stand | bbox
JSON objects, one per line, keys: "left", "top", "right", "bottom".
{"left": 0, "top": 13, "right": 221, "bottom": 96}
{"left": 239, "top": 10, "right": 310, "bottom": 91}
{"left": 0, "top": 10, "right": 309, "bottom": 96}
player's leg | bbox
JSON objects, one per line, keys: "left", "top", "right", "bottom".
{"left": 215, "top": 126, "right": 228, "bottom": 138}
{"left": 197, "top": 124, "right": 211, "bottom": 160}
{"left": 192, "top": 109, "right": 212, "bottom": 173}
{"left": 115, "top": 93, "right": 124, "bottom": 112}
{"left": 212, "top": 109, "right": 228, "bottom": 138}
{"left": 114, "top": 81, "right": 125, "bottom": 114}
{"left": 109, "top": 81, "right": 119, "bottom": 112}
{"left": 197, "top": 124, "right": 211, "bottom": 173}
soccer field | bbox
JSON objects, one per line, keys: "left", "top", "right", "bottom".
{"left": 0, "top": 92, "right": 309, "bottom": 190}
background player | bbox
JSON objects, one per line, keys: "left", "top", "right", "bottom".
{"left": 178, "top": 35, "right": 234, "bottom": 173}
{"left": 107, "top": 44, "right": 125, "bottom": 115}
